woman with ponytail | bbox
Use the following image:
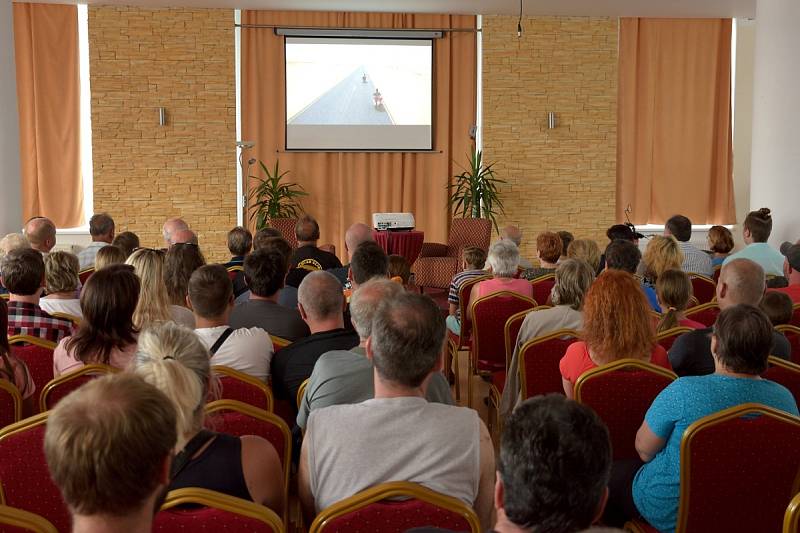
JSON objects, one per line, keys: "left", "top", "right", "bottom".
{"left": 133, "top": 321, "right": 283, "bottom": 515}
{"left": 655, "top": 270, "right": 705, "bottom": 333}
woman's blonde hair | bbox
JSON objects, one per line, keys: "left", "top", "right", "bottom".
{"left": 655, "top": 270, "right": 694, "bottom": 333}
{"left": 566, "top": 239, "right": 601, "bottom": 272}
{"left": 126, "top": 248, "right": 171, "bottom": 329}
{"left": 642, "top": 235, "right": 684, "bottom": 282}
{"left": 134, "top": 321, "right": 217, "bottom": 449}
{"left": 95, "top": 245, "right": 127, "bottom": 271}
{"left": 44, "top": 251, "right": 80, "bottom": 294}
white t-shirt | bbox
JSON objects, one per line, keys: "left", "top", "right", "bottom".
{"left": 39, "top": 298, "right": 83, "bottom": 319}
{"left": 194, "top": 325, "right": 273, "bottom": 382}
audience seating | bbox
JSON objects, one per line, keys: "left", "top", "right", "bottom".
{"left": 269, "top": 218, "right": 298, "bottom": 249}
{"left": 0, "top": 381, "right": 22, "bottom": 429}
{"left": 776, "top": 325, "right": 800, "bottom": 364}
{"left": 77, "top": 267, "right": 94, "bottom": 285}
{"left": 154, "top": 488, "right": 283, "bottom": 533}
{"left": 297, "top": 378, "right": 309, "bottom": 410}
{"left": 626, "top": 403, "right": 800, "bottom": 533}
{"left": 504, "top": 309, "right": 533, "bottom": 372}
{"left": 687, "top": 273, "right": 716, "bottom": 304}
{"left": 0, "top": 294, "right": 8, "bottom": 301}
{"left": 0, "top": 505, "right": 58, "bottom": 533}
{"left": 518, "top": 329, "right": 579, "bottom": 400}
{"left": 791, "top": 304, "right": 800, "bottom": 328}
{"left": 226, "top": 265, "right": 243, "bottom": 281}
{"left": 529, "top": 273, "right": 555, "bottom": 307}
{"left": 0, "top": 413, "right": 70, "bottom": 532}
{"left": 447, "top": 274, "right": 491, "bottom": 353}
{"left": 468, "top": 291, "right": 536, "bottom": 408}
{"left": 212, "top": 365, "right": 273, "bottom": 412}
{"left": 412, "top": 218, "right": 492, "bottom": 291}
{"left": 8, "top": 336, "right": 56, "bottom": 402}
{"left": 574, "top": 359, "right": 676, "bottom": 460}
{"left": 444, "top": 337, "right": 461, "bottom": 402}
{"left": 39, "top": 364, "right": 117, "bottom": 412}
{"left": 784, "top": 492, "right": 800, "bottom": 533}
{"left": 764, "top": 356, "right": 800, "bottom": 406}
{"left": 684, "top": 302, "right": 720, "bottom": 327}
{"left": 712, "top": 264, "right": 722, "bottom": 283}
{"left": 308, "top": 481, "right": 480, "bottom": 533}
{"left": 656, "top": 326, "right": 693, "bottom": 351}
{"left": 49, "top": 313, "right": 80, "bottom": 327}
{"left": 270, "top": 335, "right": 291, "bottom": 352}
{"left": 487, "top": 370, "right": 506, "bottom": 443}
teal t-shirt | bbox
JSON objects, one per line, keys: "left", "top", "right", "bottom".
{"left": 632, "top": 375, "right": 798, "bottom": 533}
{"left": 722, "top": 242, "right": 785, "bottom": 276}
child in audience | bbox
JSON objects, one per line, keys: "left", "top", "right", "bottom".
{"left": 760, "top": 291, "right": 794, "bottom": 327}
{"left": 388, "top": 254, "right": 411, "bottom": 287}
{"left": 40, "top": 251, "right": 82, "bottom": 318}
{"left": 446, "top": 246, "right": 487, "bottom": 335}
{"left": 94, "top": 245, "right": 127, "bottom": 271}
{"left": 655, "top": 270, "right": 705, "bottom": 333}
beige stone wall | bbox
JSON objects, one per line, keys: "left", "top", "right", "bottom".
{"left": 89, "top": 7, "right": 236, "bottom": 262}
{"left": 482, "top": 16, "right": 618, "bottom": 261}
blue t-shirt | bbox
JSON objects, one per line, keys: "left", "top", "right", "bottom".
{"left": 632, "top": 375, "right": 798, "bottom": 533}
{"left": 642, "top": 283, "right": 661, "bottom": 313}
{"left": 722, "top": 242, "right": 785, "bottom": 276}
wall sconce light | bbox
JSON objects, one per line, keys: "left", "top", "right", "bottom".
{"left": 158, "top": 107, "right": 167, "bottom": 126}
{"left": 547, "top": 111, "right": 558, "bottom": 129}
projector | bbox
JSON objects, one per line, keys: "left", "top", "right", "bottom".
{"left": 372, "top": 213, "right": 416, "bottom": 231}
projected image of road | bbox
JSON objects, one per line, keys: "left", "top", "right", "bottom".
{"left": 285, "top": 37, "right": 433, "bottom": 150}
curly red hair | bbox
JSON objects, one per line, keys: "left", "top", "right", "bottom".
{"left": 582, "top": 269, "right": 656, "bottom": 364}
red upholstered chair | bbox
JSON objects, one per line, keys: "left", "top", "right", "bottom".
{"left": 0, "top": 505, "right": 58, "bottom": 533}
{"left": 712, "top": 264, "right": 722, "bottom": 283}
{"left": 0, "top": 381, "right": 22, "bottom": 429}
{"left": 574, "top": 359, "right": 676, "bottom": 460}
{"left": 212, "top": 366, "right": 273, "bottom": 412}
{"left": 154, "top": 488, "right": 283, "bottom": 533}
{"left": 764, "top": 356, "right": 800, "bottom": 405}
{"left": 687, "top": 273, "right": 716, "bottom": 305}
{"left": 8, "top": 336, "right": 56, "bottom": 402}
{"left": 447, "top": 274, "right": 491, "bottom": 353}
{"left": 270, "top": 335, "right": 291, "bottom": 353}
{"left": 412, "top": 218, "right": 492, "bottom": 290}
{"left": 655, "top": 326, "right": 693, "bottom": 352}
{"left": 791, "top": 304, "right": 800, "bottom": 328}
{"left": 784, "top": 492, "right": 800, "bottom": 533}
{"left": 519, "top": 330, "right": 579, "bottom": 400}
{"left": 684, "top": 302, "right": 720, "bottom": 327}
{"left": 468, "top": 291, "right": 536, "bottom": 408}
{"left": 308, "top": 481, "right": 480, "bottom": 533}
{"left": 529, "top": 274, "right": 555, "bottom": 307}
{"left": 776, "top": 325, "right": 800, "bottom": 364}
{"left": 269, "top": 218, "right": 298, "bottom": 249}
{"left": 77, "top": 267, "right": 94, "bottom": 285}
{"left": 504, "top": 308, "right": 534, "bottom": 372}
{"left": 627, "top": 403, "right": 800, "bottom": 533}
{"left": 0, "top": 413, "right": 71, "bottom": 532}
{"left": 39, "top": 364, "right": 117, "bottom": 412}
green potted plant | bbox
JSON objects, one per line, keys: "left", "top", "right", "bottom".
{"left": 248, "top": 159, "right": 308, "bottom": 230}
{"left": 448, "top": 149, "right": 506, "bottom": 232}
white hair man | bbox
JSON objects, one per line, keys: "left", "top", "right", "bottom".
{"left": 162, "top": 217, "right": 189, "bottom": 247}
{"left": 24, "top": 216, "right": 56, "bottom": 254}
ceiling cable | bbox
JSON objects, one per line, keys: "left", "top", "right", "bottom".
{"left": 517, "top": 0, "right": 523, "bottom": 38}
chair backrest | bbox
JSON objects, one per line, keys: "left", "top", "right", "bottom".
{"left": 269, "top": 218, "right": 298, "bottom": 249}
{"left": 792, "top": 304, "right": 800, "bottom": 328}
{"left": 519, "top": 329, "right": 580, "bottom": 399}
{"left": 0, "top": 505, "right": 58, "bottom": 533}
{"left": 39, "top": 364, "right": 117, "bottom": 412}
{"left": 776, "top": 325, "right": 800, "bottom": 364}
{"left": 676, "top": 403, "right": 800, "bottom": 532}
{"left": 0, "top": 413, "right": 71, "bottom": 532}
{"left": 504, "top": 309, "right": 532, "bottom": 371}
{"left": 154, "top": 488, "right": 283, "bottom": 533}
{"left": 574, "top": 359, "right": 676, "bottom": 460}
{"left": 212, "top": 365, "right": 273, "bottom": 412}
{"left": 454, "top": 275, "right": 491, "bottom": 349}
{"left": 0, "top": 380, "right": 22, "bottom": 429}
{"left": 226, "top": 265, "right": 243, "bottom": 281}
{"left": 687, "top": 274, "right": 716, "bottom": 305}
{"left": 8, "top": 336, "right": 56, "bottom": 399}
{"left": 655, "top": 326, "right": 694, "bottom": 352}
{"left": 205, "top": 399, "right": 291, "bottom": 517}
{"left": 270, "top": 335, "right": 291, "bottom": 353}
{"left": 471, "top": 291, "right": 536, "bottom": 373}
{"left": 765, "top": 356, "right": 800, "bottom": 406}
{"left": 712, "top": 264, "right": 722, "bottom": 283}
{"left": 784, "top": 492, "right": 800, "bottom": 533}
{"left": 297, "top": 378, "right": 309, "bottom": 410}
{"left": 308, "top": 481, "right": 480, "bottom": 533}
{"left": 446, "top": 218, "right": 491, "bottom": 258}
{"left": 48, "top": 313, "right": 80, "bottom": 328}
{"left": 529, "top": 274, "right": 556, "bottom": 307}
{"left": 684, "top": 302, "right": 720, "bottom": 327}
{"left": 77, "top": 267, "right": 94, "bottom": 285}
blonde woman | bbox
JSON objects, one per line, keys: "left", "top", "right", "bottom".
{"left": 94, "top": 245, "right": 127, "bottom": 271}
{"left": 40, "top": 251, "right": 82, "bottom": 318}
{"left": 567, "top": 239, "right": 602, "bottom": 274}
{"left": 126, "top": 248, "right": 195, "bottom": 329}
{"left": 641, "top": 235, "right": 684, "bottom": 286}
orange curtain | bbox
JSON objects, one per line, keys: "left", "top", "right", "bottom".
{"left": 242, "top": 11, "right": 476, "bottom": 257}
{"left": 617, "top": 18, "right": 735, "bottom": 225}
{"left": 13, "top": 2, "right": 83, "bottom": 228}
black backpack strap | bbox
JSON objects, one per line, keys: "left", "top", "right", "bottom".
{"left": 170, "top": 429, "right": 215, "bottom": 480}
{"left": 210, "top": 327, "right": 234, "bottom": 355}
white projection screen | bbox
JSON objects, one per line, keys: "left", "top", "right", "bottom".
{"left": 285, "top": 36, "right": 433, "bottom": 151}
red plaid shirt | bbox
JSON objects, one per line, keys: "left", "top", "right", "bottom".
{"left": 6, "top": 301, "right": 73, "bottom": 344}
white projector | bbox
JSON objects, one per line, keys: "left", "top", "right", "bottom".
{"left": 372, "top": 212, "right": 416, "bottom": 231}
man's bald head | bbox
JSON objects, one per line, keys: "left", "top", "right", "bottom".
{"left": 24, "top": 217, "right": 56, "bottom": 253}
{"left": 162, "top": 218, "right": 189, "bottom": 246}
{"left": 345, "top": 223, "right": 374, "bottom": 259}
{"left": 502, "top": 225, "right": 523, "bottom": 247}
{"left": 298, "top": 270, "right": 344, "bottom": 321}
{"left": 718, "top": 259, "right": 766, "bottom": 309}
{"left": 349, "top": 278, "right": 404, "bottom": 340}
{"left": 171, "top": 228, "right": 198, "bottom": 246}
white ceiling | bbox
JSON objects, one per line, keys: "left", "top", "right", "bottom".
{"left": 29, "top": 0, "right": 757, "bottom": 19}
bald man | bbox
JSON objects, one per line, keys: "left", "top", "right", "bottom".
{"left": 162, "top": 217, "right": 189, "bottom": 247}
{"left": 669, "top": 258, "right": 791, "bottom": 375}
{"left": 24, "top": 217, "right": 56, "bottom": 254}
{"left": 502, "top": 225, "right": 533, "bottom": 270}
{"left": 329, "top": 222, "right": 375, "bottom": 285}
{"left": 171, "top": 228, "right": 198, "bottom": 246}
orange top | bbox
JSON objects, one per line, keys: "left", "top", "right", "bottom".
{"left": 559, "top": 341, "right": 671, "bottom": 384}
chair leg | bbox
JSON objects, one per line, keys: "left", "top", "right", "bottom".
{"left": 452, "top": 343, "right": 461, "bottom": 403}
{"left": 467, "top": 353, "right": 474, "bottom": 409}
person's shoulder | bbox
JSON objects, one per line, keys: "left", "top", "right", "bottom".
{"left": 232, "top": 326, "right": 270, "bottom": 340}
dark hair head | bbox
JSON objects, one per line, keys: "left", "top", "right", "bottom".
{"left": 499, "top": 394, "right": 611, "bottom": 531}
{"left": 89, "top": 213, "right": 115, "bottom": 237}
{"left": 351, "top": 241, "right": 389, "bottom": 285}
{"left": 708, "top": 225, "right": 734, "bottom": 254}
{"left": 226, "top": 226, "right": 253, "bottom": 257}
{"left": 558, "top": 231, "right": 574, "bottom": 256}
{"left": 462, "top": 246, "right": 487, "bottom": 270}
{"left": 665, "top": 215, "right": 692, "bottom": 242}
{"left": 1, "top": 247, "right": 44, "bottom": 295}
{"left": 66, "top": 264, "right": 139, "bottom": 365}
{"left": 163, "top": 243, "right": 206, "bottom": 306}
{"left": 370, "top": 292, "right": 445, "bottom": 387}
{"left": 760, "top": 291, "right": 794, "bottom": 327}
{"left": 388, "top": 255, "right": 411, "bottom": 284}
{"left": 112, "top": 231, "right": 140, "bottom": 258}
{"left": 295, "top": 215, "right": 320, "bottom": 242}
{"left": 257, "top": 237, "right": 292, "bottom": 263}
{"left": 604, "top": 239, "right": 641, "bottom": 274}
{"left": 253, "top": 227, "right": 283, "bottom": 250}
{"left": 744, "top": 208, "right": 773, "bottom": 242}
{"left": 244, "top": 248, "right": 287, "bottom": 297}
{"left": 188, "top": 265, "right": 232, "bottom": 319}
{"left": 606, "top": 224, "right": 635, "bottom": 242}
{"left": 713, "top": 304, "right": 774, "bottom": 374}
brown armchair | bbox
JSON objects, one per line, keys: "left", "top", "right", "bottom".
{"left": 269, "top": 218, "right": 298, "bottom": 249}
{"left": 412, "top": 218, "right": 492, "bottom": 290}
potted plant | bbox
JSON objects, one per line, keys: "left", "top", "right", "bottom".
{"left": 448, "top": 149, "right": 506, "bottom": 232}
{"left": 248, "top": 159, "right": 308, "bottom": 230}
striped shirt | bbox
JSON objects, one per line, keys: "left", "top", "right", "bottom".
{"left": 7, "top": 301, "right": 73, "bottom": 344}
{"left": 678, "top": 241, "right": 713, "bottom": 277}
{"left": 448, "top": 269, "right": 486, "bottom": 320}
